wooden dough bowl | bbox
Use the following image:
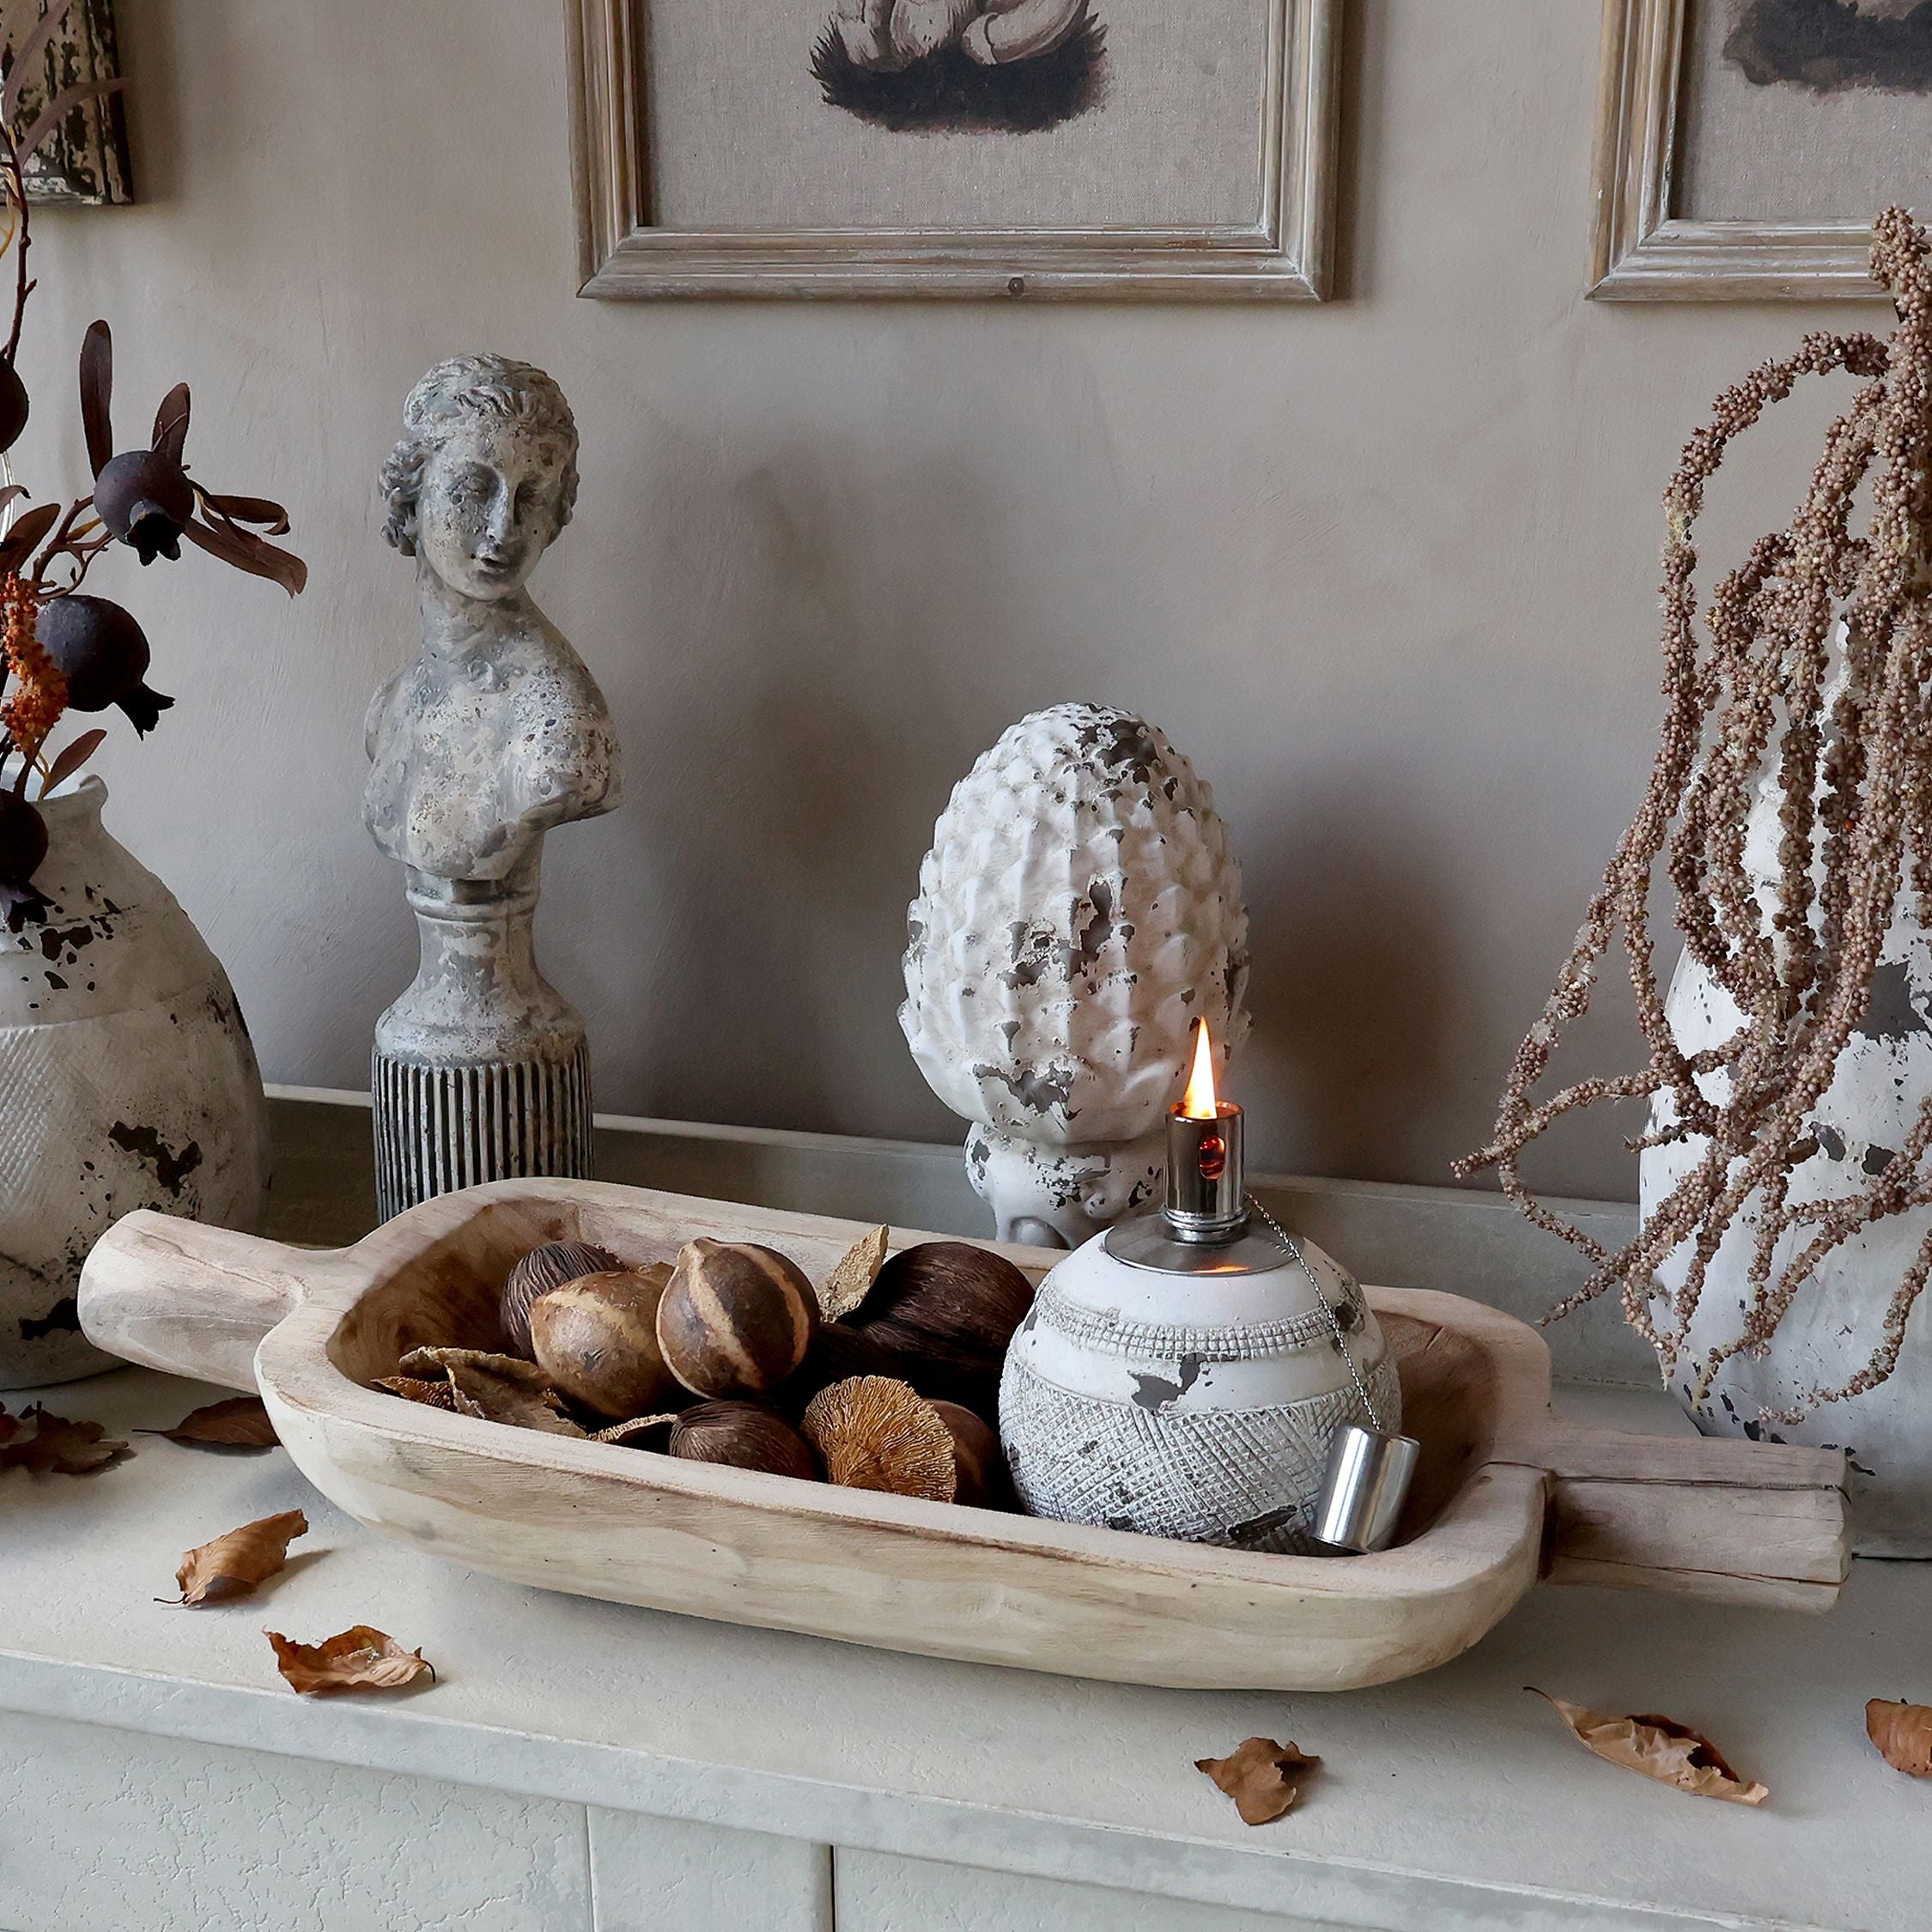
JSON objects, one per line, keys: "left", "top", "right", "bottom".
{"left": 78, "top": 1179, "right": 1852, "bottom": 1692}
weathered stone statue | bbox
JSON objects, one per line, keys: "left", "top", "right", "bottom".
{"left": 364, "top": 355, "right": 619, "bottom": 1218}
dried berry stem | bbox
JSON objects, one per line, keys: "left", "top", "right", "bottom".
{"left": 1460, "top": 207, "right": 1932, "bottom": 1425}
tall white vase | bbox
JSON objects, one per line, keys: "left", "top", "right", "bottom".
{"left": 0, "top": 776, "right": 270, "bottom": 1387}
{"left": 1641, "top": 777, "right": 1932, "bottom": 1555}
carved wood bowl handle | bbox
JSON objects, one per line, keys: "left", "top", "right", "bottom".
{"left": 77, "top": 1210, "right": 322, "bottom": 1393}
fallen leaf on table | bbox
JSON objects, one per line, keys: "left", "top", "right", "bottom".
{"left": 1195, "top": 1736, "right": 1320, "bottom": 1825}
{"left": 819, "top": 1224, "right": 890, "bottom": 1321}
{"left": 1867, "top": 1699, "right": 1932, "bottom": 1777}
{"left": 142, "top": 1394, "right": 279, "bottom": 1450}
{"left": 267, "top": 1625, "right": 434, "bottom": 1696}
{"left": 374, "top": 1375, "right": 460, "bottom": 1411}
{"left": 168, "top": 1509, "right": 309, "bottom": 1607}
{"left": 1531, "top": 1692, "right": 1768, "bottom": 1805}
{"left": 590, "top": 1413, "right": 679, "bottom": 1443}
{"left": 396, "top": 1346, "right": 586, "bottom": 1437}
{"left": 0, "top": 1403, "right": 127, "bottom": 1473}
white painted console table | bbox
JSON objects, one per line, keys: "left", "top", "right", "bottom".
{"left": 3, "top": 1095, "right": 1927, "bottom": 1932}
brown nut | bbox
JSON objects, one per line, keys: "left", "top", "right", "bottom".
{"left": 800, "top": 1375, "right": 955, "bottom": 1501}
{"left": 530, "top": 1266, "right": 677, "bottom": 1419}
{"left": 849, "top": 1242, "right": 1034, "bottom": 1371}
{"left": 669, "top": 1400, "right": 819, "bottom": 1481}
{"left": 501, "top": 1239, "right": 620, "bottom": 1356}
{"left": 927, "top": 1400, "right": 1006, "bottom": 1509}
{"left": 658, "top": 1238, "right": 821, "bottom": 1397}
{"left": 774, "top": 1321, "right": 898, "bottom": 1419}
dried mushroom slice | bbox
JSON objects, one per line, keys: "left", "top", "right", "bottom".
{"left": 800, "top": 1375, "right": 955, "bottom": 1502}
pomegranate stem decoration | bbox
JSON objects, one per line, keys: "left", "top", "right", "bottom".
{"left": 0, "top": 0, "right": 305, "bottom": 931}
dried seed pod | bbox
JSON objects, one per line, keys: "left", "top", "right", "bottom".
{"left": 850, "top": 1242, "right": 1034, "bottom": 1370}
{"left": 800, "top": 1375, "right": 955, "bottom": 1501}
{"left": 658, "top": 1238, "right": 821, "bottom": 1398}
{"left": 818, "top": 1224, "right": 890, "bottom": 1320}
{"left": 501, "top": 1239, "right": 621, "bottom": 1355}
{"left": 531, "top": 1266, "right": 678, "bottom": 1420}
{"left": 927, "top": 1400, "right": 1005, "bottom": 1508}
{"left": 775, "top": 1321, "right": 898, "bottom": 1418}
{"left": 93, "top": 447, "right": 194, "bottom": 562}
{"left": 0, "top": 358, "right": 27, "bottom": 454}
{"left": 669, "top": 1400, "right": 819, "bottom": 1481}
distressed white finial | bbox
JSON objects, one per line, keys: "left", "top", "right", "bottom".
{"left": 900, "top": 703, "right": 1249, "bottom": 1247}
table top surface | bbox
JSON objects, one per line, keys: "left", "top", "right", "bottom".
{"left": 2, "top": 1366, "right": 1924, "bottom": 1932}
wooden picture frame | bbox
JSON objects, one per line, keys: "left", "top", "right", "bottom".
{"left": 1589, "top": 0, "right": 1885, "bottom": 301}
{"left": 16, "top": 0, "right": 131, "bottom": 207}
{"left": 567, "top": 0, "right": 1340, "bottom": 301}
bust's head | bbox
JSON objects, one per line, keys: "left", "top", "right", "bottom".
{"left": 380, "top": 355, "right": 579, "bottom": 603}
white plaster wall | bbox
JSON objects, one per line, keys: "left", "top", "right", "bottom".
{"left": 9, "top": 0, "right": 1884, "bottom": 1203}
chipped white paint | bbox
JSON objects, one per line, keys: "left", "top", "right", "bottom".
{"left": 1643, "top": 699, "right": 1932, "bottom": 1554}
{"left": 364, "top": 355, "right": 620, "bottom": 1217}
{"left": 0, "top": 774, "right": 267, "bottom": 1388}
{"left": 900, "top": 704, "right": 1249, "bottom": 1248}
{"left": 1000, "top": 1224, "right": 1397, "bottom": 1551}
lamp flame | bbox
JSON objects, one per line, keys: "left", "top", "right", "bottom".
{"left": 1181, "top": 1019, "right": 1218, "bottom": 1119}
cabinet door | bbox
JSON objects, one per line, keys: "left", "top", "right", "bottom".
{"left": 836, "top": 1850, "right": 1346, "bottom": 1932}
{"left": 0, "top": 1713, "right": 591, "bottom": 1932}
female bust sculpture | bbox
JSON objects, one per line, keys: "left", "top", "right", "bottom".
{"left": 363, "top": 355, "right": 620, "bottom": 1216}
{"left": 366, "top": 355, "right": 617, "bottom": 879}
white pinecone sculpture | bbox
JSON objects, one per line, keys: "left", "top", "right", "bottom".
{"left": 901, "top": 703, "right": 1250, "bottom": 1247}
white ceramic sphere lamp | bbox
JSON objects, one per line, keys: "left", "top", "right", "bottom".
{"left": 1001, "top": 1022, "right": 1418, "bottom": 1554}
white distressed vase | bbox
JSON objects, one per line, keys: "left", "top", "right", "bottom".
{"left": 900, "top": 703, "right": 1249, "bottom": 1249}
{"left": 0, "top": 775, "right": 270, "bottom": 1387}
{"left": 1642, "top": 757, "right": 1932, "bottom": 1555}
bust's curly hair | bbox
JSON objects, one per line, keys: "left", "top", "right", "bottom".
{"left": 379, "top": 354, "right": 580, "bottom": 556}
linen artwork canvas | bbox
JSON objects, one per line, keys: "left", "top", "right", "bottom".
{"left": 1676, "top": 0, "right": 1932, "bottom": 222}
{"left": 644, "top": 0, "right": 1275, "bottom": 232}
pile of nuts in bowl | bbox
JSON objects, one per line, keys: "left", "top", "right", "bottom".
{"left": 373, "top": 1228, "right": 1033, "bottom": 1509}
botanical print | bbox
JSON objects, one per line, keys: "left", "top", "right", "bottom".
{"left": 815, "top": 0, "right": 1109, "bottom": 131}
{"left": 1726, "top": 0, "right": 1932, "bottom": 93}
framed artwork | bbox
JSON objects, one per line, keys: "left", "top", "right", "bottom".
{"left": 567, "top": 0, "right": 1340, "bottom": 300}
{"left": 15, "top": 0, "right": 131, "bottom": 206}
{"left": 1591, "top": 0, "right": 1930, "bottom": 299}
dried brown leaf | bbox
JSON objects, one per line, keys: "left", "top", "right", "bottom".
{"left": 267, "top": 1625, "right": 434, "bottom": 1697}
{"left": 151, "top": 382, "right": 190, "bottom": 464}
{"left": 77, "top": 319, "right": 112, "bottom": 477}
{"left": 181, "top": 505, "right": 307, "bottom": 596}
{"left": 142, "top": 1394, "right": 278, "bottom": 1450}
{"left": 0, "top": 1402, "right": 127, "bottom": 1473}
{"left": 0, "top": 500, "right": 62, "bottom": 575}
{"left": 396, "top": 1346, "right": 586, "bottom": 1437}
{"left": 169, "top": 1509, "right": 307, "bottom": 1607}
{"left": 1532, "top": 1692, "right": 1767, "bottom": 1805}
{"left": 0, "top": 1403, "right": 15, "bottom": 1445}
{"left": 39, "top": 726, "right": 106, "bottom": 796}
{"left": 819, "top": 1224, "right": 890, "bottom": 1321}
{"left": 1195, "top": 1737, "right": 1319, "bottom": 1826}
{"left": 1867, "top": 1698, "right": 1932, "bottom": 1777}
{"left": 590, "top": 1413, "right": 679, "bottom": 1444}
{"left": 374, "top": 1374, "right": 459, "bottom": 1411}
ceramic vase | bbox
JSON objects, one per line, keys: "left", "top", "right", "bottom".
{"left": 999, "top": 1225, "right": 1399, "bottom": 1552}
{"left": 0, "top": 775, "right": 270, "bottom": 1387}
{"left": 900, "top": 703, "right": 1249, "bottom": 1249}
{"left": 1642, "top": 759, "right": 1932, "bottom": 1555}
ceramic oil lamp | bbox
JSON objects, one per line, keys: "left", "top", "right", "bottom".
{"left": 999, "top": 1022, "right": 1403, "bottom": 1554}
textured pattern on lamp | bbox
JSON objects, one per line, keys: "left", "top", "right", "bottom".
{"left": 900, "top": 702, "right": 1249, "bottom": 1247}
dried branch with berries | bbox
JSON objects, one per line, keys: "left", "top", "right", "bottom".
{"left": 0, "top": 0, "right": 304, "bottom": 930}
{"left": 1461, "top": 206, "right": 1932, "bottom": 1422}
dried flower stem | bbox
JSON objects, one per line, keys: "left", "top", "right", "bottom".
{"left": 1460, "top": 207, "right": 1932, "bottom": 1425}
